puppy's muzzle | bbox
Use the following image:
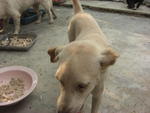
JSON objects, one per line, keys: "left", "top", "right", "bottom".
{"left": 58, "top": 107, "right": 72, "bottom": 113}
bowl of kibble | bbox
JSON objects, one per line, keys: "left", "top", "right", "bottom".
{"left": 0, "top": 66, "right": 38, "bottom": 106}
{"left": 0, "top": 33, "right": 37, "bottom": 51}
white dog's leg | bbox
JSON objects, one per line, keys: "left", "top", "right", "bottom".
{"left": 41, "top": 0, "right": 54, "bottom": 24}
{"left": 3, "top": 18, "right": 9, "bottom": 33}
{"left": 51, "top": 8, "right": 57, "bottom": 19}
{"left": 11, "top": 11, "right": 21, "bottom": 34}
{"left": 91, "top": 84, "right": 104, "bottom": 113}
{"left": 33, "top": 4, "right": 42, "bottom": 24}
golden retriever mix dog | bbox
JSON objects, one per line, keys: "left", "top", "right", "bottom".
{"left": 48, "top": 0, "right": 119, "bottom": 113}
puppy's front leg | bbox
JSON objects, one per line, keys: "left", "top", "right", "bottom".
{"left": 91, "top": 95, "right": 102, "bottom": 113}
{"left": 91, "top": 84, "right": 104, "bottom": 113}
{"left": 79, "top": 104, "right": 84, "bottom": 113}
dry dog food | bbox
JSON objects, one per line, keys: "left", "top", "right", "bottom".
{"left": 0, "top": 78, "right": 24, "bottom": 103}
{"left": 0, "top": 36, "right": 32, "bottom": 47}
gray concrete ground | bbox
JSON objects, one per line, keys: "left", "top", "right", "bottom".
{"left": 0, "top": 6, "right": 150, "bottom": 113}
{"left": 63, "top": 0, "right": 150, "bottom": 17}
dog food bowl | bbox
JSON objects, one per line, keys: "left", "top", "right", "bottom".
{"left": 0, "top": 33, "right": 37, "bottom": 51}
{"left": 0, "top": 66, "right": 38, "bottom": 106}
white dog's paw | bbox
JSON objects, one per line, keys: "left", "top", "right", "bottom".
{"left": 35, "top": 20, "right": 41, "bottom": 24}
{"left": 49, "top": 20, "right": 54, "bottom": 24}
{"left": 14, "top": 31, "right": 19, "bottom": 34}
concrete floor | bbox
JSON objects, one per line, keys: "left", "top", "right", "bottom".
{"left": 0, "top": 7, "right": 150, "bottom": 113}
{"left": 64, "top": 0, "right": 150, "bottom": 17}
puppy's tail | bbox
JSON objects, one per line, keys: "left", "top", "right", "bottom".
{"left": 72, "top": 0, "right": 83, "bottom": 14}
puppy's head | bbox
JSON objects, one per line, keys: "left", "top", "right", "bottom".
{"left": 48, "top": 44, "right": 119, "bottom": 113}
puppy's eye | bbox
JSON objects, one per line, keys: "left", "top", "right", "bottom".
{"left": 78, "top": 84, "right": 86, "bottom": 89}
{"left": 77, "top": 83, "right": 88, "bottom": 92}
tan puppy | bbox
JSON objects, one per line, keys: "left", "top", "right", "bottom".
{"left": 0, "top": 0, "right": 56, "bottom": 34}
{"left": 48, "top": 0, "right": 119, "bottom": 113}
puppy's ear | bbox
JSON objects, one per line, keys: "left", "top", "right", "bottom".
{"left": 48, "top": 46, "right": 64, "bottom": 63}
{"left": 100, "top": 48, "right": 119, "bottom": 68}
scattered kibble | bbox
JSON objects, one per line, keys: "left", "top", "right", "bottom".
{"left": 0, "top": 36, "right": 32, "bottom": 47}
{"left": 0, "top": 78, "right": 24, "bottom": 103}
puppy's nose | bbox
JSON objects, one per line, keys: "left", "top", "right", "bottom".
{"left": 58, "top": 111, "right": 68, "bottom": 113}
{"left": 58, "top": 111, "right": 63, "bottom": 113}
{"left": 58, "top": 107, "right": 71, "bottom": 113}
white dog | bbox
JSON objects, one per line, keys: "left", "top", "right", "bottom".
{"left": 48, "top": 0, "right": 119, "bottom": 113}
{"left": 0, "top": 0, "right": 56, "bottom": 34}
